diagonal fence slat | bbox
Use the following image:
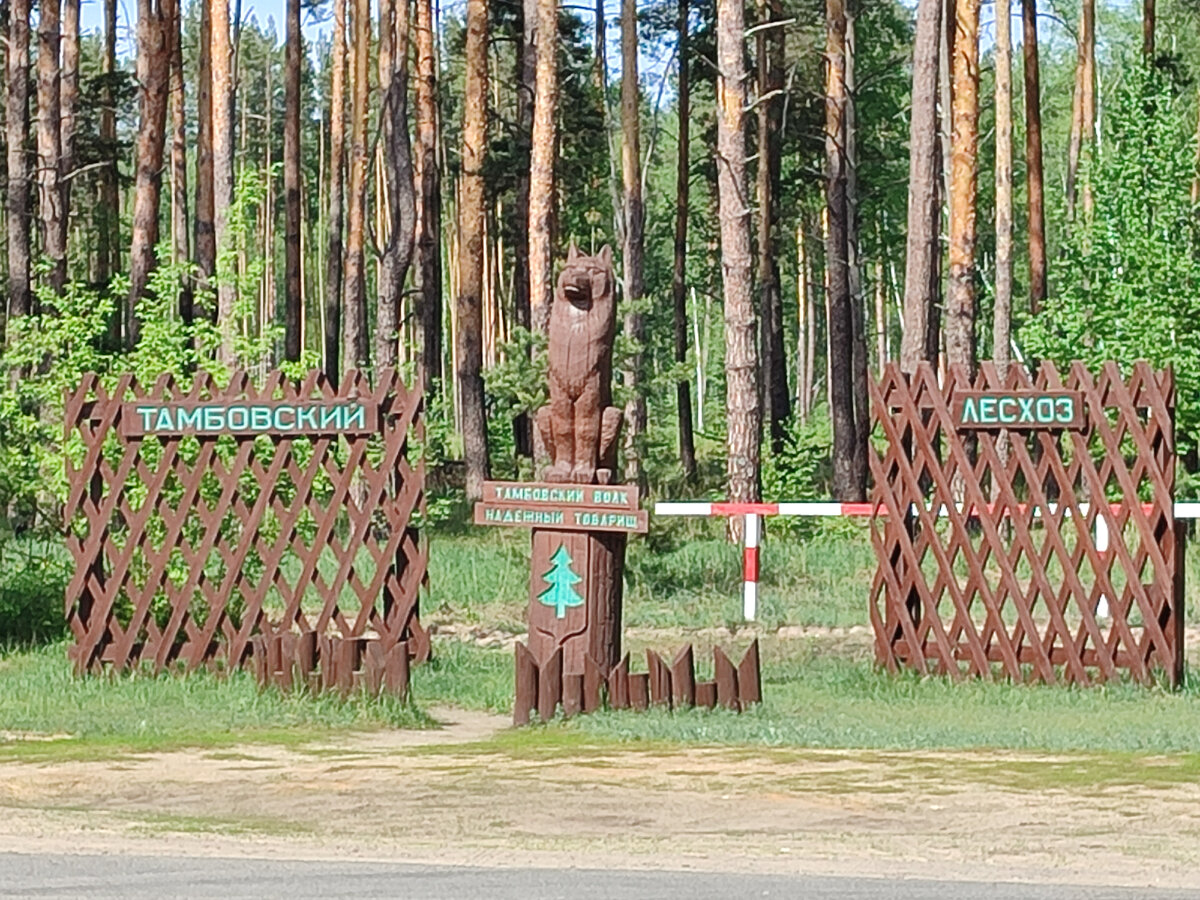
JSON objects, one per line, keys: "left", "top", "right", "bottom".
{"left": 64, "top": 369, "right": 426, "bottom": 678}
{"left": 869, "top": 362, "right": 1182, "bottom": 686}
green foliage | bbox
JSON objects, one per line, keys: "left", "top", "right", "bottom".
{"left": 1024, "top": 69, "right": 1200, "bottom": 460}
{"left": 485, "top": 327, "right": 547, "bottom": 424}
{"left": 226, "top": 165, "right": 286, "bottom": 373}
{"left": 0, "top": 539, "right": 69, "bottom": 645}
{"left": 0, "top": 281, "right": 115, "bottom": 531}
{"left": 761, "top": 409, "right": 834, "bottom": 511}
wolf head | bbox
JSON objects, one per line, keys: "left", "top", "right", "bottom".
{"left": 557, "top": 243, "right": 615, "bottom": 311}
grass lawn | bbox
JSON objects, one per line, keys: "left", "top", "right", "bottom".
{"left": 10, "top": 632, "right": 1200, "bottom": 760}
{"left": 7, "top": 523, "right": 1200, "bottom": 760}
{"left": 0, "top": 640, "right": 432, "bottom": 759}
{"left": 425, "top": 519, "right": 876, "bottom": 632}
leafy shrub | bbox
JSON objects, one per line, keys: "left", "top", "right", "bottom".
{"left": 0, "top": 540, "right": 68, "bottom": 645}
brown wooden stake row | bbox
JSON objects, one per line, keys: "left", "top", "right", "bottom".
{"left": 251, "top": 632, "right": 410, "bottom": 701}
{"left": 513, "top": 640, "right": 762, "bottom": 724}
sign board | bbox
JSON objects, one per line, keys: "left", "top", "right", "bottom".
{"left": 474, "top": 480, "right": 645, "bottom": 534}
{"left": 120, "top": 400, "right": 380, "bottom": 437}
{"left": 474, "top": 502, "right": 647, "bottom": 534}
{"left": 481, "top": 480, "right": 639, "bottom": 511}
{"left": 952, "top": 390, "right": 1085, "bottom": 430}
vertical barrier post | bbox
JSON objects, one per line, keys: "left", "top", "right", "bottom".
{"left": 1095, "top": 511, "right": 1110, "bottom": 619}
{"left": 743, "top": 512, "right": 760, "bottom": 621}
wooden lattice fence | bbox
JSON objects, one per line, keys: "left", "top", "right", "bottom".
{"left": 869, "top": 361, "right": 1183, "bottom": 686}
{"left": 63, "top": 369, "right": 427, "bottom": 681}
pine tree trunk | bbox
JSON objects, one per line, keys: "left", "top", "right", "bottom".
{"left": 128, "top": 0, "right": 172, "bottom": 337}
{"left": 1022, "top": 0, "right": 1046, "bottom": 314}
{"left": 1144, "top": 0, "right": 1155, "bottom": 64}
{"left": 528, "top": 0, "right": 558, "bottom": 337}
{"left": 342, "top": 0, "right": 370, "bottom": 371}
{"left": 756, "top": 0, "right": 787, "bottom": 456}
{"left": 212, "top": 0, "right": 236, "bottom": 363}
{"left": 595, "top": 0, "right": 623, "bottom": 256}
{"left": 1066, "top": 38, "right": 1083, "bottom": 221}
{"left": 283, "top": 0, "right": 302, "bottom": 360}
{"left": 620, "top": 0, "right": 645, "bottom": 486}
{"left": 170, "top": 1, "right": 192, "bottom": 324}
{"left": 458, "top": 0, "right": 491, "bottom": 499}
{"left": 994, "top": 0, "right": 1012, "bottom": 376}
{"left": 1080, "top": 0, "right": 1095, "bottom": 217}
{"left": 846, "top": 3, "right": 868, "bottom": 496}
{"left": 324, "top": 0, "right": 347, "bottom": 382}
{"left": 945, "top": 0, "right": 978, "bottom": 374}
{"left": 7, "top": 0, "right": 32, "bottom": 322}
{"left": 97, "top": 0, "right": 120, "bottom": 294}
{"left": 376, "top": 0, "right": 417, "bottom": 371}
{"left": 61, "top": 0, "right": 79, "bottom": 232}
{"left": 900, "top": 0, "right": 940, "bottom": 375}
{"left": 795, "top": 219, "right": 810, "bottom": 419}
{"left": 37, "top": 0, "right": 66, "bottom": 294}
{"left": 874, "top": 256, "right": 887, "bottom": 370}
{"left": 193, "top": 0, "right": 214, "bottom": 305}
{"left": 511, "top": 0, "right": 536, "bottom": 456}
{"left": 717, "top": 0, "right": 760, "bottom": 517}
{"left": 191, "top": 0, "right": 214, "bottom": 312}
{"left": 805, "top": 227, "right": 816, "bottom": 417}
{"left": 826, "top": 0, "right": 858, "bottom": 501}
{"left": 672, "top": 0, "right": 696, "bottom": 480}
{"left": 415, "top": 0, "right": 442, "bottom": 395}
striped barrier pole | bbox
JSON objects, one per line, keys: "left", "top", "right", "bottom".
{"left": 743, "top": 513, "right": 760, "bottom": 621}
{"left": 655, "top": 500, "right": 1200, "bottom": 622}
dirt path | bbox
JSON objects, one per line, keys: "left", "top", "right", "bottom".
{"left": 2, "top": 706, "right": 1200, "bottom": 889}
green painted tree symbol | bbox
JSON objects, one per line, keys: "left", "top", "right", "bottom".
{"left": 538, "top": 544, "right": 585, "bottom": 618}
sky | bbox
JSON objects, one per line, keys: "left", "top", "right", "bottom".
{"left": 80, "top": 0, "right": 1104, "bottom": 102}
{"left": 80, "top": 0, "right": 677, "bottom": 88}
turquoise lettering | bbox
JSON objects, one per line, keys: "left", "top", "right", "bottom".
{"left": 961, "top": 397, "right": 979, "bottom": 423}
{"left": 343, "top": 404, "right": 366, "bottom": 429}
{"left": 274, "top": 406, "right": 296, "bottom": 430}
{"left": 176, "top": 407, "right": 202, "bottom": 430}
{"left": 320, "top": 407, "right": 341, "bottom": 430}
{"left": 1055, "top": 397, "right": 1074, "bottom": 423}
{"left": 136, "top": 406, "right": 156, "bottom": 431}
{"left": 297, "top": 406, "right": 318, "bottom": 430}
{"left": 979, "top": 396, "right": 997, "bottom": 422}
{"left": 227, "top": 406, "right": 249, "bottom": 430}
{"left": 203, "top": 407, "right": 224, "bottom": 431}
{"left": 1036, "top": 397, "right": 1054, "bottom": 422}
{"left": 251, "top": 406, "right": 272, "bottom": 430}
{"left": 998, "top": 398, "right": 1017, "bottom": 423}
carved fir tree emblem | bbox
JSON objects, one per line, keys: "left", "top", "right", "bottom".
{"left": 538, "top": 544, "right": 585, "bottom": 618}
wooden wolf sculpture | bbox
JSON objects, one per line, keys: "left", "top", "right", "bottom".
{"left": 536, "top": 243, "right": 623, "bottom": 484}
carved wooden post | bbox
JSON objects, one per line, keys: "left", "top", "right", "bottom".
{"left": 475, "top": 245, "right": 646, "bottom": 709}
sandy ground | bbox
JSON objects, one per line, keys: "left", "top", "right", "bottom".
{"left": 2, "top": 705, "right": 1200, "bottom": 891}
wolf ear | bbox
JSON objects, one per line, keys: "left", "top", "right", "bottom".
{"left": 567, "top": 241, "right": 580, "bottom": 262}
{"left": 598, "top": 244, "right": 613, "bottom": 266}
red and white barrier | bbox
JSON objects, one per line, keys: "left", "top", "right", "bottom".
{"left": 655, "top": 499, "right": 1200, "bottom": 622}
{"left": 655, "top": 502, "right": 874, "bottom": 620}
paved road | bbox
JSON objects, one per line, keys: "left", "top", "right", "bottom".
{"left": 0, "top": 853, "right": 1192, "bottom": 900}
